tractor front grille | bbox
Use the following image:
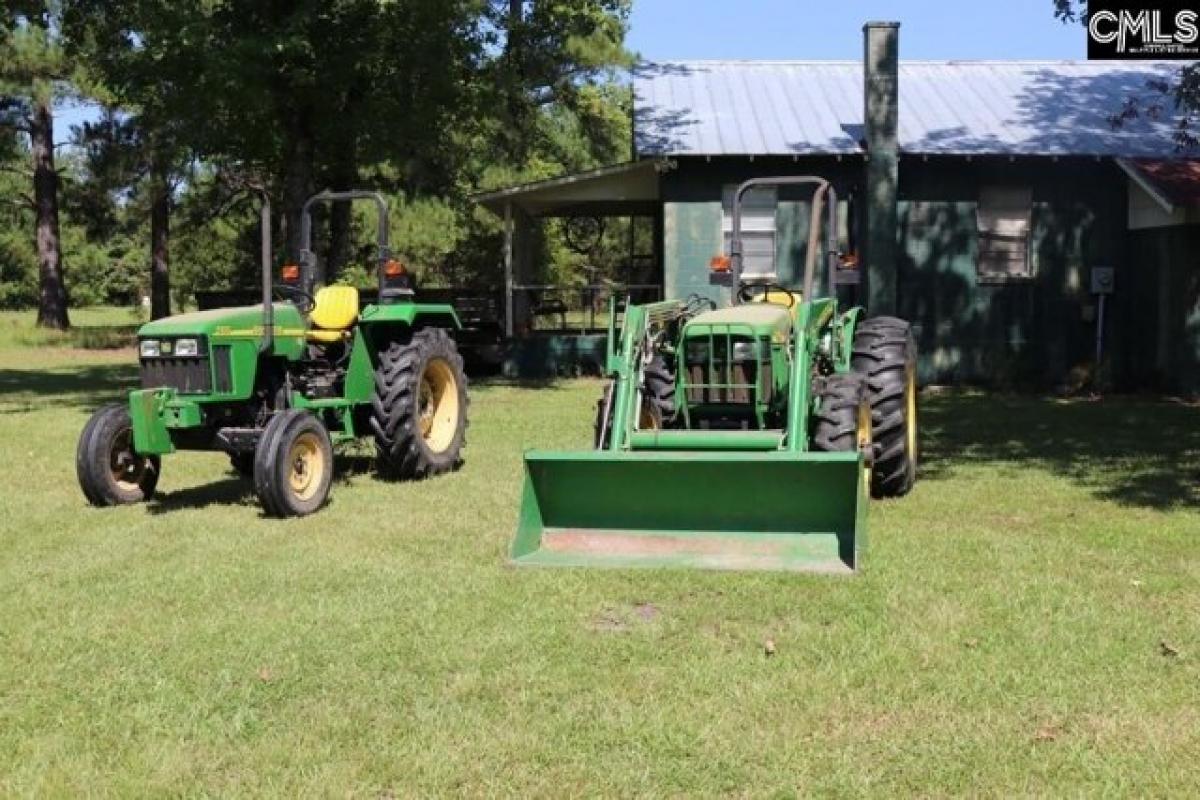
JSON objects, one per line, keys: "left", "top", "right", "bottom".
{"left": 141, "top": 356, "right": 212, "bottom": 394}
{"left": 684, "top": 332, "right": 772, "bottom": 406}
{"left": 212, "top": 345, "right": 233, "bottom": 393}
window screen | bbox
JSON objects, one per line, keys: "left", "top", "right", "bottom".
{"left": 722, "top": 185, "right": 777, "bottom": 278}
{"left": 977, "top": 187, "right": 1032, "bottom": 281}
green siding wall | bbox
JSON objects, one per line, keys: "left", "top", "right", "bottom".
{"left": 663, "top": 201, "right": 724, "bottom": 305}
{"left": 897, "top": 159, "right": 1126, "bottom": 387}
{"left": 657, "top": 155, "right": 1175, "bottom": 390}
{"left": 1126, "top": 226, "right": 1200, "bottom": 394}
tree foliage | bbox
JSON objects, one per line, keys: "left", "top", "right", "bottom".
{"left": 1055, "top": 0, "right": 1200, "bottom": 149}
{"left": 0, "top": 0, "right": 634, "bottom": 313}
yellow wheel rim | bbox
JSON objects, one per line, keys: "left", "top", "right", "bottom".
{"left": 905, "top": 365, "right": 918, "bottom": 467}
{"left": 638, "top": 402, "right": 660, "bottom": 430}
{"left": 287, "top": 432, "right": 326, "bottom": 501}
{"left": 856, "top": 399, "right": 873, "bottom": 493}
{"left": 418, "top": 358, "right": 460, "bottom": 454}
{"left": 109, "top": 428, "right": 147, "bottom": 491}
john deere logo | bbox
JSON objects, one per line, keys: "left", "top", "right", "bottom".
{"left": 1088, "top": 1, "right": 1200, "bottom": 58}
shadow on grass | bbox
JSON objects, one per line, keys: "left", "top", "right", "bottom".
{"left": 146, "top": 457, "right": 376, "bottom": 516}
{"left": 147, "top": 478, "right": 252, "bottom": 514}
{"left": 0, "top": 364, "right": 138, "bottom": 413}
{"left": 919, "top": 392, "right": 1200, "bottom": 511}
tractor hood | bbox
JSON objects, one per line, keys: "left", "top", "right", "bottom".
{"left": 138, "top": 304, "right": 307, "bottom": 339}
{"left": 684, "top": 303, "right": 793, "bottom": 339}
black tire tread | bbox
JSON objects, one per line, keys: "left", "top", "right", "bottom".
{"left": 593, "top": 356, "right": 675, "bottom": 449}
{"left": 253, "top": 411, "right": 291, "bottom": 517}
{"left": 76, "top": 404, "right": 160, "bottom": 506}
{"left": 253, "top": 409, "right": 333, "bottom": 517}
{"left": 851, "top": 316, "right": 917, "bottom": 498}
{"left": 812, "top": 373, "right": 868, "bottom": 453}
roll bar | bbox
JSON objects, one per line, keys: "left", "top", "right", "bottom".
{"left": 729, "top": 176, "right": 838, "bottom": 304}
{"left": 298, "top": 190, "right": 392, "bottom": 297}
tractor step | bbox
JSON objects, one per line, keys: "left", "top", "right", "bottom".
{"left": 215, "top": 426, "right": 262, "bottom": 454}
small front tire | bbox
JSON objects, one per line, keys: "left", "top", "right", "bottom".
{"left": 812, "top": 373, "right": 874, "bottom": 495}
{"left": 253, "top": 410, "right": 334, "bottom": 517}
{"left": 76, "top": 404, "right": 160, "bottom": 506}
{"left": 593, "top": 356, "right": 676, "bottom": 449}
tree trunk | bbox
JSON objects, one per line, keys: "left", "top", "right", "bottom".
{"left": 149, "top": 163, "right": 171, "bottom": 320}
{"left": 504, "top": 0, "right": 527, "bottom": 158}
{"left": 31, "top": 100, "right": 69, "bottom": 330}
{"left": 282, "top": 115, "right": 316, "bottom": 281}
{"left": 326, "top": 157, "right": 357, "bottom": 284}
{"left": 327, "top": 200, "right": 351, "bottom": 285}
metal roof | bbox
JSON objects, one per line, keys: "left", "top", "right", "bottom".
{"left": 634, "top": 60, "right": 1186, "bottom": 158}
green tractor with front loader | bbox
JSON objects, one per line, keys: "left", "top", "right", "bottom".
{"left": 77, "top": 190, "right": 468, "bottom": 517}
{"left": 512, "top": 176, "right": 917, "bottom": 573}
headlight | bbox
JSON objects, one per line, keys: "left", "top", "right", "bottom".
{"left": 731, "top": 341, "right": 758, "bottom": 362}
{"left": 139, "top": 340, "right": 160, "bottom": 358}
{"left": 174, "top": 338, "right": 199, "bottom": 357}
{"left": 685, "top": 340, "right": 707, "bottom": 363}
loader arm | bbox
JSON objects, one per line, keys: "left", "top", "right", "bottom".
{"left": 604, "top": 298, "right": 689, "bottom": 451}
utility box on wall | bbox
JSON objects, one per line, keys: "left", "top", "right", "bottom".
{"left": 1091, "top": 266, "right": 1115, "bottom": 295}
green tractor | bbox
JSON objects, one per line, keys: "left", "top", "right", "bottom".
{"left": 77, "top": 190, "right": 469, "bottom": 517}
{"left": 512, "top": 176, "right": 918, "bottom": 573}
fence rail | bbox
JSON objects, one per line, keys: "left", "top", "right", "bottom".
{"left": 511, "top": 283, "right": 662, "bottom": 334}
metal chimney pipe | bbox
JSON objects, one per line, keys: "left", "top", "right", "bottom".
{"left": 863, "top": 21, "right": 900, "bottom": 315}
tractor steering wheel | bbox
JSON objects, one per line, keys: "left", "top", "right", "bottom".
{"left": 737, "top": 282, "right": 796, "bottom": 308}
{"left": 273, "top": 283, "right": 317, "bottom": 313}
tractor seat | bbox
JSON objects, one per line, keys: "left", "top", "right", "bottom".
{"left": 307, "top": 285, "right": 360, "bottom": 343}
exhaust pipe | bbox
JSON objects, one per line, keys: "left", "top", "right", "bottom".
{"left": 259, "top": 193, "right": 273, "bottom": 355}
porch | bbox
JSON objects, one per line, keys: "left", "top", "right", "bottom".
{"left": 474, "top": 159, "right": 672, "bottom": 376}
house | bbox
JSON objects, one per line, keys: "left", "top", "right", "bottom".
{"left": 476, "top": 23, "right": 1199, "bottom": 392}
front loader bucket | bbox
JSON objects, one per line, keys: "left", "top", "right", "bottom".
{"left": 511, "top": 450, "right": 867, "bottom": 574}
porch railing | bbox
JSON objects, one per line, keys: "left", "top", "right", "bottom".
{"left": 510, "top": 283, "right": 663, "bottom": 335}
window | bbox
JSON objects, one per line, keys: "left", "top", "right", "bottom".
{"left": 722, "top": 185, "right": 777, "bottom": 278}
{"left": 976, "top": 186, "right": 1033, "bottom": 281}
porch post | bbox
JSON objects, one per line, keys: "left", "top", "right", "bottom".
{"left": 504, "top": 201, "right": 514, "bottom": 338}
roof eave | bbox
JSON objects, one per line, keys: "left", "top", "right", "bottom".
{"left": 1115, "top": 157, "right": 1176, "bottom": 214}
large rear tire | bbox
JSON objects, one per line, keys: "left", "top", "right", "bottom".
{"left": 253, "top": 409, "right": 333, "bottom": 517}
{"left": 77, "top": 405, "right": 160, "bottom": 506}
{"left": 851, "top": 316, "right": 918, "bottom": 498}
{"left": 371, "top": 328, "right": 468, "bottom": 479}
{"left": 812, "top": 373, "right": 874, "bottom": 493}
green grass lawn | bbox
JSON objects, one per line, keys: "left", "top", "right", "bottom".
{"left": 1, "top": 313, "right": 1198, "bottom": 795}
{"left": 0, "top": 306, "right": 145, "bottom": 350}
